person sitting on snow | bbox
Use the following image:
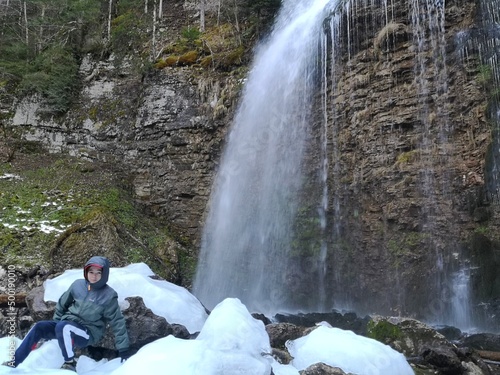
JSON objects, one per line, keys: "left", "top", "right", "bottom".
{"left": 5, "top": 256, "right": 130, "bottom": 371}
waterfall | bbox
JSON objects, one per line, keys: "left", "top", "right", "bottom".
{"left": 193, "top": 0, "right": 499, "bottom": 332}
{"left": 194, "top": 0, "right": 336, "bottom": 313}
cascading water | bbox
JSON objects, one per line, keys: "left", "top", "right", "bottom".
{"left": 449, "top": 265, "right": 473, "bottom": 330}
{"left": 321, "top": 11, "right": 354, "bottom": 311}
{"left": 410, "top": 0, "right": 463, "bottom": 327}
{"left": 194, "top": 0, "right": 336, "bottom": 313}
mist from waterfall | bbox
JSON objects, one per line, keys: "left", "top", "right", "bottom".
{"left": 193, "top": 0, "right": 335, "bottom": 313}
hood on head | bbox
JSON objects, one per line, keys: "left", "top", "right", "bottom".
{"left": 84, "top": 256, "right": 110, "bottom": 289}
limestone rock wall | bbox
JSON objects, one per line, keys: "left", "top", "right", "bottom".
{"left": 310, "top": 0, "right": 500, "bottom": 328}
{"left": 10, "top": 56, "right": 240, "bottom": 244}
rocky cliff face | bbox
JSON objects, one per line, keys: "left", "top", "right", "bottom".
{"left": 307, "top": 0, "right": 500, "bottom": 328}
{"left": 5, "top": 0, "right": 500, "bottom": 329}
{"left": 11, "top": 56, "right": 240, "bottom": 244}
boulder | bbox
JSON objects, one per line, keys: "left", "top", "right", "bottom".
{"left": 367, "top": 316, "right": 451, "bottom": 357}
{"left": 460, "top": 333, "right": 500, "bottom": 352}
{"left": 454, "top": 347, "right": 492, "bottom": 375}
{"left": 419, "top": 345, "right": 491, "bottom": 375}
{"left": 252, "top": 312, "right": 272, "bottom": 325}
{"left": 273, "top": 311, "right": 369, "bottom": 335}
{"left": 299, "top": 363, "right": 350, "bottom": 375}
{"left": 25, "top": 286, "right": 56, "bottom": 321}
{"left": 368, "top": 316, "right": 493, "bottom": 374}
{"left": 421, "top": 346, "right": 464, "bottom": 375}
{"left": 435, "top": 325, "right": 464, "bottom": 341}
{"left": 97, "top": 296, "right": 173, "bottom": 352}
{"left": 266, "top": 322, "right": 307, "bottom": 348}
{"left": 171, "top": 323, "right": 194, "bottom": 339}
{"left": 271, "top": 348, "right": 293, "bottom": 365}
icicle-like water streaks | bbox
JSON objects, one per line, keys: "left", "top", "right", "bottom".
{"left": 334, "top": 12, "right": 358, "bottom": 311}
{"left": 483, "top": 0, "right": 500, "bottom": 200}
{"left": 317, "top": 27, "right": 330, "bottom": 312}
{"left": 454, "top": 0, "right": 500, "bottom": 198}
{"left": 319, "top": 12, "right": 349, "bottom": 311}
{"left": 409, "top": 0, "right": 453, "bottom": 321}
{"left": 194, "top": 0, "right": 336, "bottom": 313}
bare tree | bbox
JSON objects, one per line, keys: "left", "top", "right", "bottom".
{"left": 231, "top": 0, "right": 241, "bottom": 45}
{"left": 23, "top": 0, "right": 28, "bottom": 44}
{"left": 37, "top": 2, "right": 45, "bottom": 53}
{"left": 152, "top": 0, "right": 157, "bottom": 59}
{"left": 107, "top": 0, "right": 113, "bottom": 41}
{"left": 217, "top": 0, "right": 221, "bottom": 26}
{"left": 200, "top": 0, "right": 205, "bottom": 31}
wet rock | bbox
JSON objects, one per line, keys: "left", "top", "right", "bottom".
{"left": 25, "top": 286, "right": 56, "bottom": 321}
{"left": 274, "top": 311, "right": 369, "bottom": 335}
{"left": 299, "top": 363, "right": 349, "bottom": 375}
{"left": 266, "top": 322, "right": 307, "bottom": 348}
{"left": 454, "top": 347, "right": 493, "bottom": 375}
{"left": 97, "top": 296, "right": 173, "bottom": 352}
{"left": 461, "top": 333, "right": 500, "bottom": 352}
{"left": 252, "top": 312, "right": 272, "bottom": 325}
{"left": 421, "top": 346, "right": 465, "bottom": 375}
{"left": 171, "top": 323, "right": 192, "bottom": 339}
{"left": 435, "top": 325, "right": 464, "bottom": 341}
{"left": 271, "top": 348, "right": 293, "bottom": 365}
{"left": 368, "top": 316, "right": 451, "bottom": 357}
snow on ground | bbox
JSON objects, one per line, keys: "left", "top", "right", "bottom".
{"left": 0, "top": 263, "right": 413, "bottom": 375}
{"left": 44, "top": 263, "right": 207, "bottom": 333}
{"left": 287, "top": 322, "right": 413, "bottom": 374}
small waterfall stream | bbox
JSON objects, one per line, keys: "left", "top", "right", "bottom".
{"left": 410, "top": 0, "right": 461, "bottom": 326}
{"left": 450, "top": 265, "right": 473, "bottom": 330}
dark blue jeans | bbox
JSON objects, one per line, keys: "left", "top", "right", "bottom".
{"left": 14, "top": 320, "right": 90, "bottom": 366}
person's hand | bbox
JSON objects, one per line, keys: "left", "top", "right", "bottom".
{"left": 119, "top": 349, "right": 131, "bottom": 362}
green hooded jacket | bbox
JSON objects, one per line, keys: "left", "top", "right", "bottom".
{"left": 53, "top": 256, "right": 130, "bottom": 351}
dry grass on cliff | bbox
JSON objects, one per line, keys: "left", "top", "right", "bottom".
{"left": 373, "top": 22, "right": 408, "bottom": 55}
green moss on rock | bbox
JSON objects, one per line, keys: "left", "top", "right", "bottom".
{"left": 367, "top": 319, "right": 402, "bottom": 343}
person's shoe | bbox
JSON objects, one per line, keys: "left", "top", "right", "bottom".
{"left": 61, "top": 359, "right": 77, "bottom": 372}
{"left": 2, "top": 361, "right": 15, "bottom": 367}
